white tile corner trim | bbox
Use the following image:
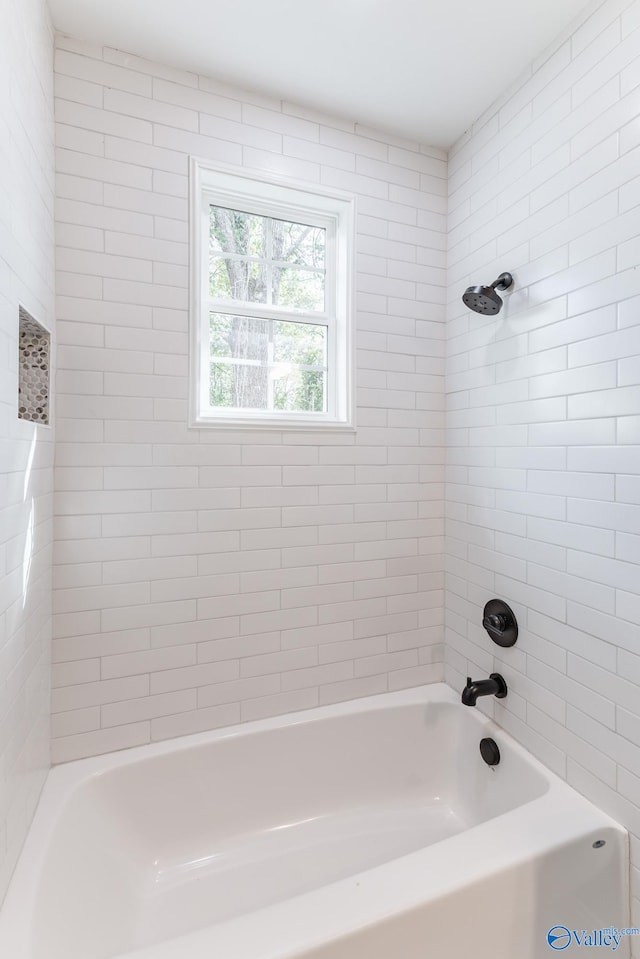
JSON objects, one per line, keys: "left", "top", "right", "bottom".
{"left": 446, "top": 0, "right": 640, "bottom": 946}
{"left": 0, "top": 0, "right": 55, "bottom": 908}
{"left": 52, "top": 36, "right": 447, "bottom": 765}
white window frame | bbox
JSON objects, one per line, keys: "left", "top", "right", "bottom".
{"left": 189, "top": 157, "right": 355, "bottom": 430}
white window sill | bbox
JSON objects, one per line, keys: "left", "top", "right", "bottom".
{"left": 190, "top": 413, "right": 355, "bottom": 432}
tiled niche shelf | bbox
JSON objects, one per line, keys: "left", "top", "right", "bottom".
{"left": 18, "top": 306, "right": 50, "bottom": 425}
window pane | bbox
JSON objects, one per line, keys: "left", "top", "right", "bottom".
{"left": 272, "top": 267, "right": 324, "bottom": 312}
{"left": 273, "top": 369, "right": 326, "bottom": 412}
{"left": 209, "top": 361, "right": 233, "bottom": 408}
{"left": 210, "top": 362, "right": 268, "bottom": 409}
{"left": 210, "top": 313, "right": 268, "bottom": 363}
{"left": 272, "top": 219, "right": 325, "bottom": 269}
{"left": 274, "top": 320, "right": 326, "bottom": 367}
{"left": 209, "top": 258, "right": 232, "bottom": 299}
{"left": 209, "top": 206, "right": 266, "bottom": 257}
{"left": 209, "top": 258, "right": 267, "bottom": 303}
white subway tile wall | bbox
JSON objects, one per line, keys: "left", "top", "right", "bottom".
{"left": 0, "top": 0, "right": 55, "bottom": 906}
{"left": 52, "top": 38, "right": 447, "bottom": 762}
{"left": 447, "top": 0, "right": 640, "bottom": 944}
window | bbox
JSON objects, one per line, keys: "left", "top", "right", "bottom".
{"left": 189, "top": 159, "right": 355, "bottom": 429}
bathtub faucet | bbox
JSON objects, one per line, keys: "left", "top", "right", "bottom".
{"left": 461, "top": 673, "right": 507, "bottom": 706}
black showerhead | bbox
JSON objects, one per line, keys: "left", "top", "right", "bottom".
{"left": 462, "top": 272, "right": 513, "bottom": 315}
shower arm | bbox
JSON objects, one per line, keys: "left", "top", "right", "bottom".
{"left": 490, "top": 272, "right": 513, "bottom": 292}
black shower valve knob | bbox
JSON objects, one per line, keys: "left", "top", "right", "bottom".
{"left": 482, "top": 599, "right": 518, "bottom": 648}
{"left": 483, "top": 613, "right": 508, "bottom": 635}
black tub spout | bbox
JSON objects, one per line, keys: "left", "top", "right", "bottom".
{"left": 461, "top": 673, "right": 507, "bottom": 706}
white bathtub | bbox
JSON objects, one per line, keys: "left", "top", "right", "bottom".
{"left": 0, "top": 684, "right": 630, "bottom": 959}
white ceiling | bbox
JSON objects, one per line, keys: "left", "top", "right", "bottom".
{"left": 48, "top": 0, "right": 595, "bottom": 148}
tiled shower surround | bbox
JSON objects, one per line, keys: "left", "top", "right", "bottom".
{"left": 0, "top": 0, "right": 55, "bottom": 906}
{"left": 446, "top": 0, "right": 640, "bottom": 938}
{"left": 40, "top": 0, "right": 640, "bottom": 944}
{"left": 52, "top": 38, "right": 447, "bottom": 762}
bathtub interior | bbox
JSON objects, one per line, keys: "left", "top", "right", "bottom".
{"left": 30, "top": 699, "right": 550, "bottom": 959}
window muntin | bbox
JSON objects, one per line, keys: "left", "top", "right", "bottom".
{"left": 190, "top": 160, "right": 354, "bottom": 429}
